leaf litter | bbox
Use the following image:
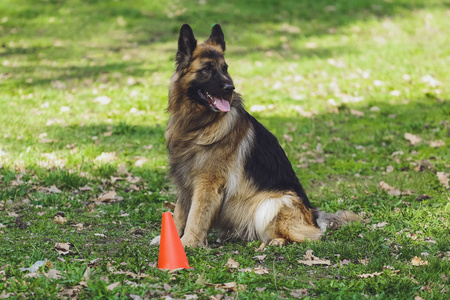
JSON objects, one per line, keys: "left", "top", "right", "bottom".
{"left": 379, "top": 181, "right": 413, "bottom": 196}
{"left": 298, "top": 249, "right": 331, "bottom": 266}
{"left": 436, "top": 172, "right": 449, "bottom": 189}
{"left": 411, "top": 256, "right": 428, "bottom": 266}
{"left": 224, "top": 257, "right": 239, "bottom": 269}
{"left": 205, "top": 282, "right": 246, "bottom": 292}
{"left": 404, "top": 133, "right": 422, "bottom": 145}
{"left": 54, "top": 243, "right": 72, "bottom": 255}
{"left": 53, "top": 215, "right": 67, "bottom": 224}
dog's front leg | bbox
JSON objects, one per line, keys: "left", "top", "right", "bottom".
{"left": 181, "top": 176, "right": 224, "bottom": 248}
{"left": 173, "top": 196, "right": 189, "bottom": 237}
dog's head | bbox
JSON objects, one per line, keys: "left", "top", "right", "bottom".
{"left": 170, "top": 24, "right": 235, "bottom": 113}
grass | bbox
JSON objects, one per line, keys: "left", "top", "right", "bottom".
{"left": 1, "top": 0, "right": 449, "bottom": 299}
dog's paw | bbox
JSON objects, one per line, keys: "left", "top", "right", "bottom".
{"left": 150, "top": 235, "right": 161, "bottom": 246}
{"left": 268, "top": 238, "right": 286, "bottom": 247}
{"left": 181, "top": 235, "right": 207, "bottom": 248}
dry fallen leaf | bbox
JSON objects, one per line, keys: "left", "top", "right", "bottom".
{"left": 253, "top": 266, "right": 270, "bottom": 274}
{"left": 7, "top": 211, "right": 19, "bottom": 218}
{"left": 298, "top": 249, "right": 331, "bottom": 266}
{"left": 66, "top": 142, "right": 76, "bottom": 149}
{"left": 44, "top": 269, "right": 62, "bottom": 279}
{"left": 391, "top": 150, "right": 404, "bottom": 157}
{"left": 39, "top": 185, "right": 62, "bottom": 194}
{"left": 253, "top": 255, "right": 267, "bottom": 262}
{"left": 72, "top": 223, "right": 84, "bottom": 231}
{"left": 406, "top": 233, "right": 418, "bottom": 240}
{"left": 379, "top": 181, "right": 401, "bottom": 196}
{"left": 94, "top": 152, "right": 117, "bottom": 163}
{"left": 78, "top": 185, "right": 93, "bottom": 192}
{"left": 0, "top": 291, "right": 15, "bottom": 298}
{"left": 404, "top": 133, "right": 422, "bottom": 145}
{"left": 283, "top": 134, "right": 293, "bottom": 143}
{"left": 106, "top": 282, "right": 120, "bottom": 291}
{"left": 207, "top": 282, "right": 246, "bottom": 292}
{"left": 436, "top": 172, "right": 449, "bottom": 189}
{"left": 428, "top": 140, "right": 445, "bottom": 148}
{"left": 110, "top": 176, "right": 123, "bottom": 183}
{"left": 358, "top": 271, "right": 383, "bottom": 278}
{"left": 378, "top": 181, "right": 413, "bottom": 196}
{"left": 350, "top": 109, "right": 365, "bottom": 117}
{"left": 411, "top": 256, "right": 428, "bottom": 266}
{"left": 297, "top": 259, "right": 331, "bottom": 266}
{"left": 82, "top": 267, "right": 90, "bottom": 281}
{"left": 93, "top": 96, "right": 111, "bottom": 105}
{"left": 88, "top": 258, "right": 103, "bottom": 267}
{"left": 23, "top": 272, "right": 40, "bottom": 278}
{"left": 238, "top": 265, "right": 270, "bottom": 274}
{"left": 224, "top": 257, "right": 240, "bottom": 269}
{"left": 134, "top": 156, "right": 149, "bottom": 167}
{"left": 372, "top": 221, "right": 388, "bottom": 229}
{"left": 39, "top": 138, "right": 60, "bottom": 144}
{"left": 303, "top": 249, "right": 315, "bottom": 260}
{"left": 53, "top": 215, "right": 67, "bottom": 225}
{"left": 421, "top": 74, "right": 441, "bottom": 87}
{"left": 339, "top": 259, "right": 351, "bottom": 266}
{"left": 57, "top": 285, "right": 82, "bottom": 298}
{"left": 290, "top": 288, "right": 309, "bottom": 298}
{"left": 424, "top": 237, "right": 436, "bottom": 244}
{"left": 54, "top": 243, "right": 71, "bottom": 255}
{"left": 125, "top": 175, "right": 140, "bottom": 184}
{"left": 359, "top": 258, "right": 370, "bottom": 265}
{"left": 96, "top": 191, "right": 117, "bottom": 203}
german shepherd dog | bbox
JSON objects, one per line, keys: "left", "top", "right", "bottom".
{"left": 152, "top": 24, "right": 359, "bottom": 248}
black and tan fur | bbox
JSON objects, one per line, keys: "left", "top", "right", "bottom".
{"left": 152, "top": 24, "right": 359, "bottom": 248}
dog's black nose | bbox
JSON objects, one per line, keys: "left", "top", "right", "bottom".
{"left": 223, "top": 83, "right": 235, "bottom": 93}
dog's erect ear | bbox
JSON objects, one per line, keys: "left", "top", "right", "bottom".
{"left": 176, "top": 24, "right": 197, "bottom": 67}
{"left": 206, "top": 24, "right": 226, "bottom": 52}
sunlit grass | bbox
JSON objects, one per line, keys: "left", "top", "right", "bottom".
{"left": 0, "top": 0, "right": 449, "bottom": 298}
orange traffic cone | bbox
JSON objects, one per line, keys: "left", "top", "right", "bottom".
{"left": 157, "top": 212, "right": 192, "bottom": 270}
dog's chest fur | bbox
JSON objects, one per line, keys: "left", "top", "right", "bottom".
{"left": 165, "top": 107, "right": 252, "bottom": 200}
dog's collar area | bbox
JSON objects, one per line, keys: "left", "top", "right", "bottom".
{"left": 197, "top": 89, "right": 230, "bottom": 112}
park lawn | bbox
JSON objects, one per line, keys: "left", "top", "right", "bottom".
{"left": 0, "top": 0, "right": 449, "bottom": 299}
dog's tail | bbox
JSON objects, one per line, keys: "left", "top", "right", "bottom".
{"left": 314, "top": 210, "right": 361, "bottom": 232}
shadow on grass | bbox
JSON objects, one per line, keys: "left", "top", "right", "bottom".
{"left": 2, "top": 61, "right": 156, "bottom": 88}
{"left": 1, "top": 0, "right": 447, "bottom": 89}
{"left": 3, "top": 0, "right": 442, "bottom": 42}
{"left": 11, "top": 96, "right": 446, "bottom": 178}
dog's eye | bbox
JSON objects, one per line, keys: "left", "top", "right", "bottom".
{"left": 202, "top": 66, "right": 211, "bottom": 73}
{"left": 222, "top": 65, "right": 228, "bottom": 73}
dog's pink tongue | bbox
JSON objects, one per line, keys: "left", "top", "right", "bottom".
{"left": 215, "top": 98, "right": 230, "bottom": 112}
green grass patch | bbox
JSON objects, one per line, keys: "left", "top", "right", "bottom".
{"left": 1, "top": 0, "right": 449, "bottom": 298}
